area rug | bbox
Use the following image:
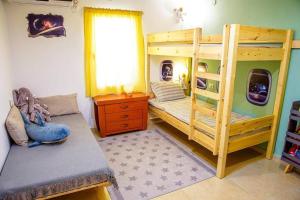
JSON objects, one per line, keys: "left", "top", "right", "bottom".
{"left": 98, "top": 129, "right": 215, "bottom": 200}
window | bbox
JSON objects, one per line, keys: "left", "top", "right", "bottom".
{"left": 247, "top": 69, "right": 272, "bottom": 106}
{"left": 197, "top": 62, "right": 208, "bottom": 89}
{"left": 84, "top": 8, "right": 145, "bottom": 97}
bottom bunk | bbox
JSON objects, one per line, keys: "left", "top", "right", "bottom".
{"left": 149, "top": 97, "right": 273, "bottom": 155}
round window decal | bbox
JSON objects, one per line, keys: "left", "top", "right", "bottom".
{"left": 160, "top": 60, "right": 173, "bottom": 81}
{"left": 246, "top": 69, "right": 272, "bottom": 106}
{"left": 197, "top": 62, "right": 208, "bottom": 89}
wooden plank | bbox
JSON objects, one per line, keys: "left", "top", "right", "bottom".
{"left": 147, "top": 46, "right": 193, "bottom": 57}
{"left": 146, "top": 41, "right": 151, "bottom": 94}
{"left": 37, "top": 182, "right": 111, "bottom": 200}
{"left": 239, "top": 25, "right": 287, "bottom": 43}
{"left": 292, "top": 40, "right": 300, "bottom": 48}
{"left": 214, "top": 24, "right": 230, "bottom": 155}
{"left": 198, "top": 45, "right": 222, "bottom": 60}
{"left": 266, "top": 30, "right": 294, "bottom": 159}
{"left": 193, "top": 120, "right": 216, "bottom": 136}
{"left": 229, "top": 115, "right": 274, "bottom": 136}
{"left": 228, "top": 130, "right": 271, "bottom": 153}
{"left": 189, "top": 28, "right": 201, "bottom": 140}
{"left": 200, "top": 34, "right": 223, "bottom": 44}
{"left": 149, "top": 105, "right": 191, "bottom": 135}
{"left": 192, "top": 129, "right": 215, "bottom": 152}
{"left": 237, "top": 47, "right": 283, "bottom": 61}
{"left": 147, "top": 28, "right": 200, "bottom": 43}
{"left": 196, "top": 72, "right": 220, "bottom": 81}
{"left": 217, "top": 24, "right": 240, "bottom": 178}
{"left": 193, "top": 102, "right": 217, "bottom": 118}
{"left": 284, "top": 164, "right": 294, "bottom": 173}
{"left": 195, "top": 88, "right": 220, "bottom": 100}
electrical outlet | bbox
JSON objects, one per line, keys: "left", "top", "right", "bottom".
{"left": 208, "top": 83, "right": 215, "bottom": 90}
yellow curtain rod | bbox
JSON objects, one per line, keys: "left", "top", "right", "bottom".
{"left": 84, "top": 7, "right": 144, "bottom": 15}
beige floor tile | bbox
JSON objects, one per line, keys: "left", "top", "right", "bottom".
{"left": 152, "top": 190, "right": 190, "bottom": 200}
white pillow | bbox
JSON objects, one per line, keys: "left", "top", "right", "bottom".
{"left": 151, "top": 81, "right": 185, "bottom": 102}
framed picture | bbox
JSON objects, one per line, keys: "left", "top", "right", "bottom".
{"left": 27, "top": 13, "right": 66, "bottom": 38}
{"left": 160, "top": 60, "right": 173, "bottom": 81}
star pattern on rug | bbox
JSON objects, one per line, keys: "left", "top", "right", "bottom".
{"left": 99, "top": 129, "right": 214, "bottom": 200}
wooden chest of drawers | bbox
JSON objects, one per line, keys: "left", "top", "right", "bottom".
{"left": 94, "top": 93, "right": 149, "bottom": 137}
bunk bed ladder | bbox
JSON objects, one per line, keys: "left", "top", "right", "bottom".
{"left": 190, "top": 25, "right": 230, "bottom": 155}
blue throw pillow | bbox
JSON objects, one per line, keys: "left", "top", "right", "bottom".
{"left": 21, "top": 112, "right": 71, "bottom": 147}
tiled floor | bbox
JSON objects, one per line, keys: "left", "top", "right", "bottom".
{"left": 54, "top": 120, "right": 300, "bottom": 200}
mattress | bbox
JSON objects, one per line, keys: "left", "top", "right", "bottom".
{"left": 0, "top": 114, "right": 117, "bottom": 200}
{"left": 149, "top": 97, "right": 251, "bottom": 128}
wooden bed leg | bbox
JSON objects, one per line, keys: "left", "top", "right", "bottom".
{"left": 217, "top": 149, "right": 228, "bottom": 178}
{"left": 95, "top": 186, "right": 111, "bottom": 200}
{"left": 284, "top": 164, "right": 294, "bottom": 174}
{"left": 266, "top": 29, "right": 293, "bottom": 159}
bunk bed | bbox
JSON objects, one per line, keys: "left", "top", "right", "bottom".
{"left": 146, "top": 24, "right": 293, "bottom": 178}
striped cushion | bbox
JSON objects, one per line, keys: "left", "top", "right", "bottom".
{"left": 151, "top": 82, "right": 185, "bottom": 102}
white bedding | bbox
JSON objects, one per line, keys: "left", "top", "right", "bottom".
{"left": 149, "top": 97, "right": 251, "bottom": 128}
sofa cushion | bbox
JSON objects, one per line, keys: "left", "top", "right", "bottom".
{"left": 5, "top": 106, "right": 28, "bottom": 146}
{"left": 38, "top": 94, "right": 80, "bottom": 117}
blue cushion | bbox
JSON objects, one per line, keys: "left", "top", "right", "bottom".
{"left": 21, "top": 112, "right": 71, "bottom": 146}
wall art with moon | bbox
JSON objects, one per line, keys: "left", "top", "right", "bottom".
{"left": 27, "top": 13, "right": 66, "bottom": 38}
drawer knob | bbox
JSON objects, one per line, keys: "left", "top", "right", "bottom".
{"left": 121, "top": 124, "right": 129, "bottom": 128}
{"left": 120, "top": 105, "right": 129, "bottom": 109}
{"left": 121, "top": 115, "right": 129, "bottom": 119}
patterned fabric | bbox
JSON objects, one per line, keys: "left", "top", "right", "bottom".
{"left": 149, "top": 97, "right": 251, "bottom": 136}
{"left": 151, "top": 82, "right": 185, "bottom": 102}
{"left": 99, "top": 129, "right": 214, "bottom": 200}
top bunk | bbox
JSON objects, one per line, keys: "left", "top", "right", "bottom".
{"left": 147, "top": 24, "right": 292, "bottom": 61}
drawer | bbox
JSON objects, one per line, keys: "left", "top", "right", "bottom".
{"left": 106, "top": 110, "right": 142, "bottom": 122}
{"left": 105, "top": 101, "right": 147, "bottom": 113}
{"left": 106, "top": 119, "right": 142, "bottom": 133}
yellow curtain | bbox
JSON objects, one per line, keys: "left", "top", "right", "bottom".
{"left": 84, "top": 8, "right": 145, "bottom": 97}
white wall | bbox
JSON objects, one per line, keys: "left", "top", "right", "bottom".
{"left": 5, "top": 0, "right": 144, "bottom": 127}
{"left": 0, "top": 0, "right": 13, "bottom": 170}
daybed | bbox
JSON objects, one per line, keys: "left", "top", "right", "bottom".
{"left": 146, "top": 24, "right": 293, "bottom": 178}
{"left": 0, "top": 113, "right": 117, "bottom": 200}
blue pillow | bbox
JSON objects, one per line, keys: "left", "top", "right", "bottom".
{"left": 21, "top": 112, "right": 71, "bottom": 147}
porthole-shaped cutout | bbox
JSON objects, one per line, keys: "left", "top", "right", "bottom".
{"left": 216, "top": 65, "right": 221, "bottom": 93}
{"left": 197, "top": 62, "right": 208, "bottom": 89}
{"left": 160, "top": 60, "right": 173, "bottom": 81}
{"left": 247, "top": 69, "right": 272, "bottom": 106}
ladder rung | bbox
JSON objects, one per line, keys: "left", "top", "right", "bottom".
{"left": 193, "top": 103, "right": 217, "bottom": 118}
{"left": 195, "top": 88, "right": 220, "bottom": 100}
{"left": 196, "top": 72, "right": 220, "bottom": 81}
{"left": 193, "top": 120, "right": 216, "bottom": 135}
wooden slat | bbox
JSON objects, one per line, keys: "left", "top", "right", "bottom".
{"left": 192, "top": 129, "right": 215, "bottom": 152}
{"left": 213, "top": 24, "right": 230, "bottom": 155}
{"left": 217, "top": 24, "right": 240, "bottom": 178}
{"left": 147, "top": 28, "right": 200, "bottom": 43}
{"left": 193, "top": 120, "right": 216, "bottom": 136}
{"left": 149, "top": 106, "right": 190, "bottom": 135}
{"left": 229, "top": 115, "right": 274, "bottom": 136}
{"left": 196, "top": 72, "right": 220, "bottom": 81}
{"left": 198, "top": 45, "right": 222, "bottom": 60}
{"left": 195, "top": 88, "right": 220, "bottom": 100}
{"left": 147, "top": 46, "right": 192, "bottom": 57}
{"left": 292, "top": 40, "right": 300, "bottom": 49}
{"left": 37, "top": 182, "right": 111, "bottom": 200}
{"left": 238, "top": 25, "right": 287, "bottom": 43}
{"left": 237, "top": 47, "right": 283, "bottom": 61}
{"left": 228, "top": 130, "right": 271, "bottom": 153}
{"left": 266, "top": 29, "right": 294, "bottom": 159}
{"left": 193, "top": 102, "right": 217, "bottom": 118}
{"left": 200, "top": 34, "right": 222, "bottom": 44}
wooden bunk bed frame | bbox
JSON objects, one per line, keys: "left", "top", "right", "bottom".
{"left": 146, "top": 24, "right": 293, "bottom": 178}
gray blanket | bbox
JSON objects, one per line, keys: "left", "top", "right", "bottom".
{"left": 0, "top": 114, "right": 117, "bottom": 200}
